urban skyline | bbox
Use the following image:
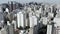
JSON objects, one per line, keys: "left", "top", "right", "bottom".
{"left": 0, "top": 1, "right": 60, "bottom": 34}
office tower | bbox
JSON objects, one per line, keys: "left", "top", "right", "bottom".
{"left": 8, "top": 1, "right": 13, "bottom": 12}
{"left": 12, "top": 20, "right": 17, "bottom": 30}
{"left": 0, "top": 11, "right": 4, "bottom": 28}
{"left": 29, "top": 15, "right": 38, "bottom": 28}
{"left": 13, "top": 2, "right": 16, "bottom": 10}
{"left": 17, "top": 12, "right": 21, "bottom": 28}
{"left": 53, "top": 17, "right": 60, "bottom": 26}
{"left": 17, "top": 11, "right": 26, "bottom": 28}
{"left": 0, "top": 5, "right": 3, "bottom": 12}
{"left": 6, "top": 21, "right": 15, "bottom": 34}
{"left": 50, "top": 6, "right": 53, "bottom": 13}
{"left": 53, "top": 17, "right": 60, "bottom": 34}
{"left": 8, "top": 1, "right": 16, "bottom": 12}
{"left": 25, "top": 13, "right": 29, "bottom": 27}
{"left": 7, "top": 24, "right": 15, "bottom": 34}
{"left": 41, "top": 17, "right": 48, "bottom": 25}
{"left": 47, "top": 21, "right": 54, "bottom": 34}
{"left": 39, "top": 7, "right": 42, "bottom": 14}
{"left": 29, "top": 17, "right": 34, "bottom": 27}
{"left": 48, "top": 12, "right": 54, "bottom": 19}
{"left": 47, "top": 23, "right": 52, "bottom": 34}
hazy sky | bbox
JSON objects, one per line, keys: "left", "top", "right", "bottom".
{"left": 0, "top": 0, "right": 60, "bottom": 4}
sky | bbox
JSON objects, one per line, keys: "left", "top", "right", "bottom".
{"left": 0, "top": 0, "right": 60, "bottom": 4}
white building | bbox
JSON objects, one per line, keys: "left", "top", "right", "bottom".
{"left": 17, "top": 10, "right": 26, "bottom": 28}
